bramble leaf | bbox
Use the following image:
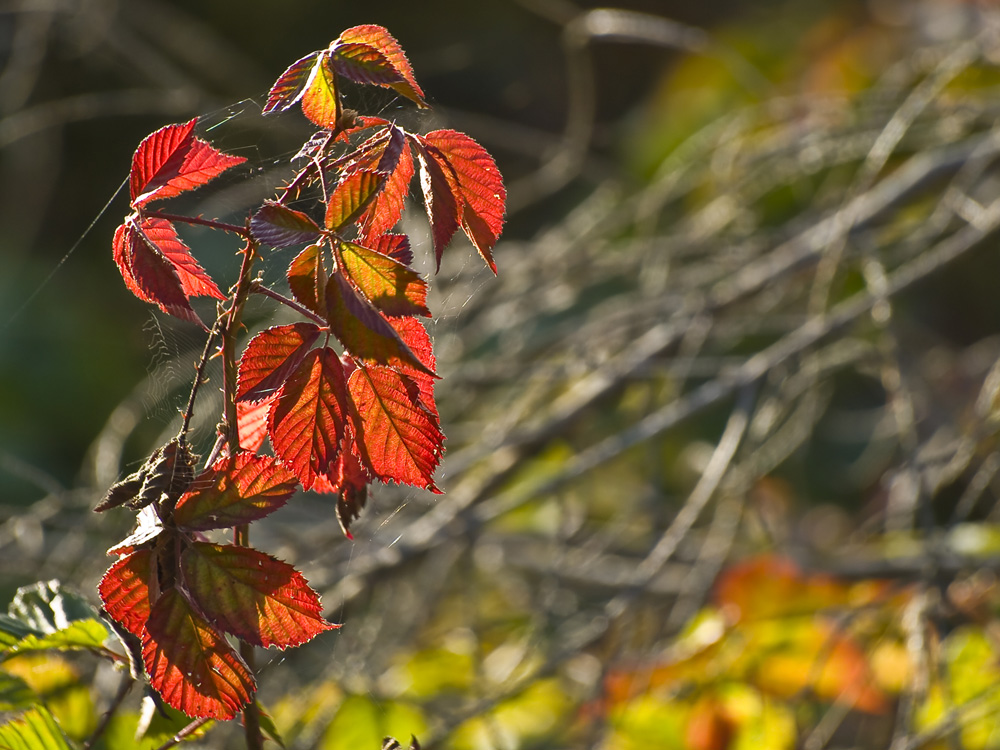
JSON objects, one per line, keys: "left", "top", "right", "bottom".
{"left": 180, "top": 542, "right": 336, "bottom": 649}
{"left": 300, "top": 53, "right": 341, "bottom": 130}
{"left": 99, "top": 549, "right": 153, "bottom": 639}
{"left": 330, "top": 42, "right": 405, "bottom": 87}
{"left": 369, "top": 233, "right": 413, "bottom": 266}
{"left": 250, "top": 201, "right": 323, "bottom": 249}
{"left": 325, "top": 272, "right": 433, "bottom": 375}
{"left": 0, "top": 706, "right": 74, "bottom": 750}
{"left": 411, "top": 139, "right": 460, "bottom": 270}
{"left": 113, "top": 219, "right": 204, "bottom": 326}
{"left": 269, "top": 348, "right": 351, "bottom": 490}
{"left": 325, "top": 170, "right": 384, "bottom": 231}
{"left": 337, "top": 26, "right": 427, "bottom": 107}
{"left": 129, "top": 119, "right": 246, "bottom": 208}
{"left": 422, "top": 130, "right": 505, "bottom": 273}
{"left": 287, "top": 243, "right": 328, "bottom": 317}
{"left": 237, "top": 397, "right": 274, "bottom": 453}
{"left": 263, "top": 51, "right": 321, "bottom": 114}
{"left": 349, "top": 364, "right": 443, "bottom": 491}
{"left": 338, "top": 240, "right": 429, "bottom": 317}
{"left": 358, "top": 131, "right": 414, "bottom": 242}
{"left": 173, "top": 453, "right": 299, "bottom": 531}
{"left": 389, "top": 316, "right": 438, "bottom": 419}
{"left": 236, "top": 323, "right": 322, "bottom": 403}
{"left": 142, "top": 588, "right": 255, "bottom": 720}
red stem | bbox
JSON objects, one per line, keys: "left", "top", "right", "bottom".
{"left": 143, "top": 209, "right": 250, "bottom": 238}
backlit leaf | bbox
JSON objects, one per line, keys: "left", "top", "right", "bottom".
{"left": 325, "top": 272, "right": 433, "bottom": 375}
{"left": 422, "top": 130, "right": 506, "bottom": 273}
{"left": 173, "top": 453, "right": 299, "bottom": 531}
{"left": 142, "top": 588, "right": 254, "bottom": 720}
{"left": 338, "top": 240, "right": 429, "bottom": 317}
{"left": 358, "top": 133, "right": 414, "bottom": 242}
{"left": 113, "top": 220, "right": 200, "bottom": 326}
{"left": 337, "top": 26, "right": 427, "bottom": 107}
{"left": 325, "top": 170, "right": 384, "bottom": 231}
{"left": 388, "top": 317, "right": 438, "bottom": 419}
{"left": 7, "top": 581, "right": 100, "bottom": 635}
{"left": 330, "top": 42, "right": 405, "bottom": 87}
{"left": 349, "top": 364, "right": 442, "bottom": 491}
{"left": 287, "top": 243, "right": 328, "bottom": 317}
{"left": 250, "top": 201, "right": 322, "bottom": 249}
{"left": 300, "top": 53, "right": 341, "bottom": 130}
{"left": 411, "top": 139, "right": 460, "bottom": 270}
{"left": 237, "top": 397, "right": 274, "bottom": 453}
{"left": 264, "top": 52, "right": 321, "bottom": 114}
{"left": 129, "top": 119, "right": 246, "bottom": 208}
{"left": 369, "top": 233, "right": 412, "bottom": 266}
{"left": 2, "top": 621, "right": 110, "bottom": 661}
{"left": 0, "top": 706, "right": 74, "bottom": 750}
{"left": 180, "top": 542, "right": 335, "bottom": 649}
{"left": 236, "top": 323, "right": 322, "bottom": 403}
{"left": 269, "top": 348, "right": 350, "bottom": 490}
{"left": 99, "top": 550, "right": 153, "bottom": 639}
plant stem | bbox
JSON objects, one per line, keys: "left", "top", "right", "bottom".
{"left": 153, "top": 718, "right": 211, "bottom": 750}
{"left": 143, "top": 209, "right": 250, "bottom": 238}
{"left": 180, "top": 319, "right": 221, "bottom": 441}
{"left": 218, "top": 238, "right": 265, "bottom": 749}
{"left": 250, "top": 281, "right": 328, "bottom": 326}
{"left": 82, "top": 674, "right": 132, "bottom": 750}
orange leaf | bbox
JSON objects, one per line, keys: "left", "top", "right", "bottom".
{"left": 269, "top": 347, "right": 350, "bottom": 490}
{"left": 337, "top": 25, "right": 427, "bottom": 107}
{"left": 173, "top": 453, "right": 299, "bottom": 531}
{"left": 99, "top": 549, "right": 154, "bottom": 639}
{"left": 180, "top": 542, "right": 337, "bottom": 649}
{"left": 349, "top": 363, "right": 443, "bottom": 491}
{"left": 142, "top": 587, "right": 255, "bottom": 720}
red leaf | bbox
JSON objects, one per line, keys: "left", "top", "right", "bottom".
{"left": 389, "top": 316, "right": 438, "bottom": 419}
{"left": 330, "top": 41, "right": 405, "bottom": 87}
{"left": 333, "top": 440, "right": 371, "bottom": 538}
{"left": 173, "top": 453, "right": 299, "bottom": 531}
{"left": 422, "top": 130, "right": 506, "bottom": 273}
{"left": 359, "top": 132, "right": 414, "bottom": 242}
{"left": 250, "top": 201, "right": 322, "bottom": 248}
{"left": 129, "top": 119, "right": 246, "bottom": 208}
{"left": 325, "top": 170, "right": 384, "bottom": 231}
{"left": 411, "top": 139, "right": 460, "bottom": 270}
{"left": 142, "top": 587, "right": 255, "bottom": 720}
{"left": 237, "top": 398, "right": 272, "bottom": 453}
{"left": 180, "top": 542, "right": 336, "bottom": 649}
{"left": 338, "top": 25, "right": 427, "bottom": 107}
{"left": 325, "top": 272, "right": 433, "bottom": 375}
{"left": 300, "top": 53, "right": 341, "bottom": 130}
{"left": 113, "top": 215, "right": 223, "bottom": 326}
{"left": 236, "top": 323, "right": 322, "bottom": 403}
{"left": 99, "top": 549, "right": 154, "bottom": 639}
{"left": 349, "top": 364, "right": 443, "bottom": 491}
{"left": 338, "top": 240, "right": 429, "bottom": 317}
{"left": 269, "top": 348, "right": 350, "bottom": 490}
{"left": 287, "top": 243, "right": 328, "bottom": 317}
{"left": 263, "top": 51, "right": 320, "bottom": 114}
{"left": 369, "top": 233, "right": 413, "bottom": 266}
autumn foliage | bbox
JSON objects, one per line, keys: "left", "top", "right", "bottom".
{"left": 97, "top": 25, "right": 504, "bottom": 721}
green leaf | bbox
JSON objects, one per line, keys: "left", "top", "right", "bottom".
{"left": 8, "top": 581, "right": 99, "bottom": 634}
{"left": 0, "top": 706, "right": 74, "bottom": 750}
{"left": 0, "top": 672, "right": 35, "bottom": 712}
{"left": 1, "top": 620, "right": 109, "bottom": 661}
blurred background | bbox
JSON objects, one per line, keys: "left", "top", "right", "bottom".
{"left": 5, "top": 0, "right": 1000, "bottom": 748}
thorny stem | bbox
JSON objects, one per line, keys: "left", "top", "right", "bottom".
{"left": 250, "top": 281, "right": 328, "bottom": 326}
{"left": 219, "top": 236, "right": 265, "bottom": 750}
{"left": 143, "top": 209, "right": 251, "bottom": 238}
{"left": 153, "top": 718, "right": 211, "bottom": 750}
{"left": 179, "top": 319, "right": 221, "bottom": 441}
